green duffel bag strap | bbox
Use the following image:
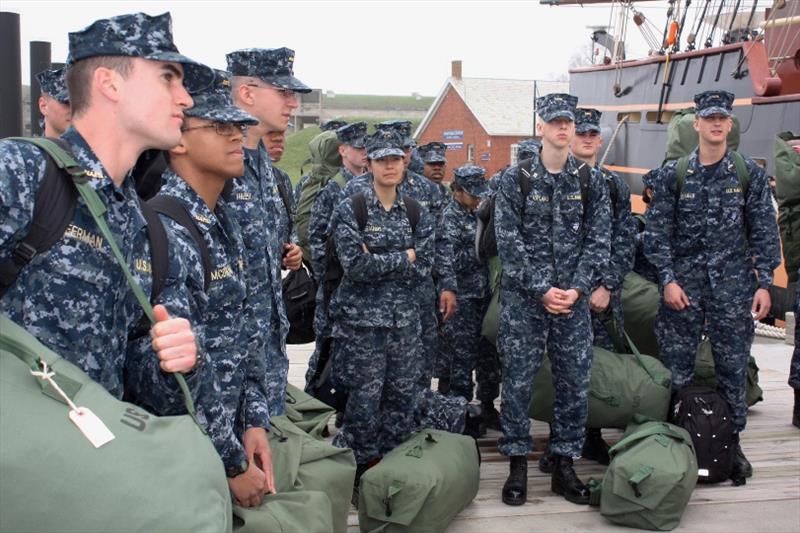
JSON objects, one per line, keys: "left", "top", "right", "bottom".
{"left": 405, "top": 432, "right": 438, "bottom": 458}
{"left": 586, "top": 478, "right": 602, "bottom": 507}
{"left": 627, "top": 465, "right": 655, "bottom": 498}
{"left": 624, "top": 331, "right": 671, "bottom": 388}
{"left": 608, "top": 418, "right": 687, "bottom": 458}
{"left": 22, "top": 138, "right": 200, "bottom": 427}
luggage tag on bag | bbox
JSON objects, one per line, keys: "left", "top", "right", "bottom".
{"left": 31, "top": 360, "right": 115, "bottom": 448}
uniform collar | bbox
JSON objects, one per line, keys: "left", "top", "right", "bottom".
{"left": 62, "top": 127, "right": 129, "bottom": 193}
{"left": 160, "top": 169, "right": 220, "bottom": 235}
{"left": 365, "top": 184, "right": 405, "bottom": 211}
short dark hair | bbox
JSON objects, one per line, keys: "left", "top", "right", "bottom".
{"left": 66, "top": 56, "right": 133, "bottom": 117}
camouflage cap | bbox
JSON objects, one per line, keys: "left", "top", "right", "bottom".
{"left": 36, "top": 67, "right": 69, "bottom": 103}
{"left": 536, "top": 93, "right": 578, "bottom": 122}
{"left": 453, "top": 164, "right": 489, "bottom": 198}
{"left": 226, "top": 47, "right": 311, "bottom": 93}
{"left": 336, "top": 121, "right": 368, "bottom": 148}
{"left": 375, "top": 120, "right": 415, "bottom": 148}
{"left": 184, "top": 69, "right": 258, "bottom": 125}
{"left": 418, "top": 141, "right": 447, "bottom": 164}
{"left": 517, "top": 138, "right": 542, "bottom": 160}
{"left": 67, "top": 12, "right": 215, "bottom": 93}
{"left": 365, "top": 129, "right": 405, "bottom": 160}
{"left": 575, "top": 107, "right": 602, "bottom": 134}
{"left": 694, "top": 90, "right": 734, "bottom": 118}
{"left": 321, "top": 119, "right": 348, "bottom": 132}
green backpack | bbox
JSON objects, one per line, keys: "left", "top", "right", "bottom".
{"left": 284, "top": 383, "right": 335, "bottom": 440}
{"left": 358, "top": 429, "right": 480, "bottom": 533}
{"left": 692, "top": 338, "right": 764, "bottom": 407}
{"left": 598, "top": 417, "right": 698, "bottom": 531}
{"left": 663, "top": 107, "right": 740, "bottom": 164}
{"left": 529, "top": 339, "right": 672, "bottom": 429}
{"left": 0, "top": 315, "right": 233, "bottom": 533}
{"left": 268, "top": 415, "right": 356, "bottom": 533}
{"left": 775, "top": 131, "right": 800, "bottom": 282}
{"left": 232, "top": 491, "right": 333, "bottom": 533}
{"left": 295, "top": 130, "right": 343, "bottom": 262}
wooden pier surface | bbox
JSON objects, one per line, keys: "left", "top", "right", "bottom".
{"left": 287, "top": 336, "right": 800, "bottom": 532}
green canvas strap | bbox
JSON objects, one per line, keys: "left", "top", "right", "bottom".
{"left": 332, "top": 171, "right": 347, "bottom": 190}
{"left": 13, "top": 138, "right": 200, "bottom": 425}
{"left": 628, "top": 465, "right": 654, "bottom": 498}
{"left": 608, "top": 421, "right": 686, "bottom": 458}
{"left": 676, "top": 151, "right": 749, "bottom": 196}
{"left": 623, "top": 331, "right": 671, "bottom": 388}
{"left": 586, "top": 478, "right": 602, "bottom": 507}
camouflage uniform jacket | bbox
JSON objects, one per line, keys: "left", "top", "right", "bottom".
{"left": 272, "top": 164, "right": 297, "bottom": 245}
{"left": 330, "top": 187, "right": 435, "bottom": 328}
{"left": 0, "top": 128, "right": 199, "bottom": 401}
{"left": 594, "top": 166, "right": 635, "bottom": 291}
{"left": 437, "top": 199, "right": 488, "bottom": 298}
{"left": 308, "top": 166, "right": 357, "bottom": 281}
{"left": 644, "top": 149, "right": 780, "bottom": 297}
{"left": 494, "top": 153, "right": 611, "bottom": 299}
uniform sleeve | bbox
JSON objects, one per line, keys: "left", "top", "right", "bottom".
{"left": 644, "top": 165, "right": 679, "bottom": 287}
{"left": 0, "top": 141, "right": 45, "bottom": 257}
{"left": 435, "top": 206, "right": 458, "bottom": 293}
{"left": 599, "top": 176, "right": 635, "bottom": 291}
{"left": 333, "top": 200, "right": 411, "bottom": 282}
{"left": 572, "top": 170, "right": 611, "bottom": 294}
{"left": 744, "top": 162, "right": 781, "bottom": 288}
{"left": 494, "top": 165, "right": 553, "bottom": 298}
{"left": 308, "top": 182, "right": 339, "bottom": 282}
{"left": 410, "top": 208, "right": 435, "bottom": 281}
{"left": 240, "top": 295, "right": 271, "bottom": 431}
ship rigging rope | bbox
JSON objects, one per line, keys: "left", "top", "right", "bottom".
{"left": 731, "top": 1, "right": 793, "bottom": 76}
{"left": 599, "top": 114, "right": 630, "bottom": 167}
{"left": 754, "top": 320, "right": 786, "bottom": 339}
{"left": 769, "top": 0, "right": 800, "bottom": 75}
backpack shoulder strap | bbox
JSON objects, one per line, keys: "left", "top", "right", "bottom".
{"left": 138, "top": 199, "right": 169, "bottom": 301}
{"left": 0, "top": 137, "right": 78, "bottom": 297}
{"left": 148, "top": 195, "right": 212, "bottom": 292}
{"left": 577, "top": 162, "right": 591, "bottom": 214}
{"left": 350, "top": 192, "right": 368, "bottom": 231}
{"left": 731, "top": 151, "right": 750, "bottom": 196}
{"left": 333, "top": 171, "right": 348, "bottom": 190}
{"left": 402, "top": 195, "right": 422, "bottom": 233}
{"left": 676, "top": 156, "right": 690, "bottom": 194}
{"left": 274, "top": 170, "right": 294, "bottom": 234}
{"left": 516, "top": 157, "right": 533, "bottom": 198}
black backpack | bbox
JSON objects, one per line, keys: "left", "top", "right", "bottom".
{"left": 475, "top": 157, "right": 592, "bottom": 262}
{"left": 670, "top": 385, "right": 735, "bottom": 484}
{"left": 307, "top": 191, "right": 422, "bottom": 407}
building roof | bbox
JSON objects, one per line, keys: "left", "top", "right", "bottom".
{"left": 415, "top": 77, "right": 569, "bottom": 138}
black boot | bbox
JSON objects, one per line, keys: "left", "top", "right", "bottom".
{"left": 463, "top": 404, "right": 484, "bottom": 439}
{"left": 581, "top": 428, "right": 610, "bottom": 465}
{"left": 551, "top": 455, "right": 590, "bottom": 505}
{"left": 731, "top": 433, "right": 753, "bottom": 484}
{"left": 793, "top": 389, "right": 800, "bottom": 429}
{"left": 538, "top": 450, "right": 556, "bottom": 473}
{"left": 502, "top": 455, "right": 528, "bottom": 506}
{"left": 481, "top": 401, "right": 501, "bottom": 431}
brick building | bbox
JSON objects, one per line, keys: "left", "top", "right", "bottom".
{"left": 414, "top": 61, "right": 567, "bottom": 178}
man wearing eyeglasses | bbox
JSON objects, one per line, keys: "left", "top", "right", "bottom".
{"left": 225, "top": 47, "right": 309, "bottom": 417}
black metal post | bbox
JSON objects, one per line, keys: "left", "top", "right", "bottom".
{"left": 0, "top": 12, "right": 23, "bottom": 138}
{"left": 30, "top": 41, "right": 52, "bottom": 137}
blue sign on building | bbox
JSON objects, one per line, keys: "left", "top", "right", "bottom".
{"left": 443, "top": 130, "right": 464, "bottom": 140}
{"left": 445, "top": 142, "right": 463, "bottom": 150}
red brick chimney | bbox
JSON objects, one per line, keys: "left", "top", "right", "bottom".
{"left": 451, "top": 60, "right": 462, "bottom": 80}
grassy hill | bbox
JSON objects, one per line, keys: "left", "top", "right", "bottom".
{"left": 322, "top": 94, "right": 433, "bottom": 111}
{"left": 275, "top": 116, "right": 423, "bottom": 184}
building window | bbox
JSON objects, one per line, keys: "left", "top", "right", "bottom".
{"left": 467, "top": 144, "right": 475, "bottom": 163}
{"left": 510, "top": 144, "right": 520, "bottom": 165}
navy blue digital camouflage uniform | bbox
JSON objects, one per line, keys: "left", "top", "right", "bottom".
{"left": 437, "top": 165, "right": 491, "bottom": 400}
{"left": 644, "top": 91, "right": 781, "bottom": 432}
{"left": 329, "top": 132, "right": 435, "bottom": 462}
{"left": 0, "top": 11, "right": 212, "bottom": 403}
{"left": 495, "top": 93, "right": 611, "bottom": 458}
{"left": 226, "top": 47, "right": 311, "bottom": 417}
{"left": 574, "top": 108, "right": 636, "bottom": 350}
{"left": 36, "top": 67, "right": 69, "bottom": 103}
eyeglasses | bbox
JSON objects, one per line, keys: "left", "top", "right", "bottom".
{"left": 245, "top": 83, "right": 298, "bottom": 100}
{"left": 181, "top": 122, "right": 248, "bottom": 137}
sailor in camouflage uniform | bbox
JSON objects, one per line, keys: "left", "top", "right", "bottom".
{"left": 0, "top": 11, "right": 209, "bottom": 401}
{"left": 127, "top": 69, "right": 275, "bottom": 506}
{"left": 329, "top": 130, "right": 434, "bottom": 498}
{"left": 226, "top": 47, "right": 307, "bottom": 417}
{"left": 644, "top": 90, "right": 781, "bottom": 481}
{"left": 437, "top": 165, "right": 491, "bottom": 401}
{"left": 495, "top": 93, "right": 610, "bottom": 506}
{"left": 305, "top": 121, "right": 368, "bottom": 386}
{"left": 35, "top": 67, "right": 71, "bottom": 137}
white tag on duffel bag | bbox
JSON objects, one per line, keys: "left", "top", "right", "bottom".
{"left": 69, "top": 407, "right": 115, "bottom": 448}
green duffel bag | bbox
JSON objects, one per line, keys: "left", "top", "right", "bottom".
{"left": 599, "top": 417, "right": 698, "bottom": 531}
{"left": 692, "top": 338, "right": 764, "bottom": 407}
{"left": 621, "top": 271, "right": 661, "bottom": 359}
{"left": 663, "top": 107, "right": 740, "bottom": 164}
{"left": 480, "top": 256, "right": 503, "bottom": 345}
{"left": 0, "top": 315, "right": 232, "bottom": 533}
{"left": 285, "top": 383, "right": 335, "bottom": 439}
{"left": 775, "top": 131, "right": 800, "bottom": 281}
{"left": 233, "top": 490, "right": 333, "bottom": 533}
{"left": 268, "top": 415, "right": 356, "bottom": 533}
{"left": 529, "top": 339, "right": 672, "bottom": 429}
{"left": 358, "top": 429, "right": 480, "bottom": 533}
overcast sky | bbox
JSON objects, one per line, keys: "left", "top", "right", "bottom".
{"left": 4, "top": 0, "right": 680, "bottom": 96}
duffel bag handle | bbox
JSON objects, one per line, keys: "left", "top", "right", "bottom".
{"left": 21, "top": 138, "right": 201, "bottom": 428}
{"left": 623, "top": 331, "right": 671, "bottom": 388}
{"left": 628, "top": 465, "right": 654, "bottom": 498}
{"left": 608, "top": 421, "right": 688, "bottom": 458}
{"left": 405, "top": 432, "right": 438, "bottom": 458}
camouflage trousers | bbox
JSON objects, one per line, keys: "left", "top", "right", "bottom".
{"left": 331, "top": 322, "right": 421, "bottom": 464}
{"left": 475, "top": 337, "right": 501, "bottom": 403}
{"left": 497, "top": 288, "right": 592, "bottom": 457}
{"left": 656, "top": 278, "right": 753, "bottom": 431}
{"left": 440, "top": 296, "right": 489, "bottom": 400}
{"left": 418, "top": 287, "right": 439, "bottom": 388}
{"left": 590, "top": 290, "right": 625, "bottom": 352}
{"left": 264, "top": 311, "right": 289, "bottom": 417}
{"left": 791, "top": 277, "right": 800, "bottom": 390}
{"left": 413, "top": 387, "right": 468, "bottom": 434}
